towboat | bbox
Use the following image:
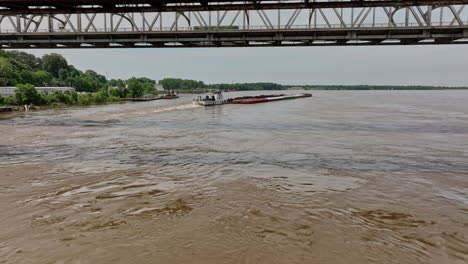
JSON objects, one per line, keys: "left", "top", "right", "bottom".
{"left": 193, "top": 91, "right": 225, "bottom": 106}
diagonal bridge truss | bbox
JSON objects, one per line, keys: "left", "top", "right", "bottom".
{"left": 1, "top": 0, "right": 468, "bottom": 48}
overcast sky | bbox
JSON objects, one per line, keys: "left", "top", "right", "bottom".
{"left": 24, "top": 45, "right": 468, "bottom": 86}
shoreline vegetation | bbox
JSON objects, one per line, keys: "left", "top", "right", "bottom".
{"left": 157, "top": 78, "right": 468, "bottom": 92}
{"left": 0, "top": 50, "right": 159, "bottom": 110}
{"left": 1, "top": 50, "right": 468, "bottom": 111}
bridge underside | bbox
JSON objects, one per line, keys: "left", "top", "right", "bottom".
{"left": 2, "top": 26, "right": 467, "bottom": 48}
{"left": 2, "top": 1, "right": 468, "bottom": 48}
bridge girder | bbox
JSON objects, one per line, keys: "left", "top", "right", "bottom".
{"left": 1, "top": 1, "right": 468, "bottom": 48}
{"left": 2, "top": 26, "right": 468, "bottom": 49}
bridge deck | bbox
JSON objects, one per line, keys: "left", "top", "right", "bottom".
{"left": 1, "top": 0, "right": 468, "bottom": 48}
{"left": 1, "top": 26, "right": 467, "bottom": 48}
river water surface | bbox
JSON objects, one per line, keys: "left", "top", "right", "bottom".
{"left": 0, "top": 90, "right": 467, "bottom": 264}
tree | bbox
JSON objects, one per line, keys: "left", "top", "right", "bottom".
{"left": 58, "top": 68, "right": 70, "bottom": 81}
{"left": 19, "top": 70, "right": 36, "bottom": 85}
{"left": 67, "top": 65, "right": 82, "bottom": 78}
{"left": 0, "top": 57, "right": 20, "bottom": 86}
{"left": 110, "top": 87, "right": 129, "bottom": 98}
{"left": 127, "top": 77, "right": 144, "bottom": 98}
{"left": 41, "top": 53, "right": 69, "bottom": 78}
{"left": 33, "top": 71, "right": 52, "bottom": 86}
{"left": 1, "top": 96, "right": 17, "bottom": 106}
{"left": 84, "top": 70, "right": 107, "bottom": 85}
{"left": 159, "top": 78, "right": 205, "bottom": 90}
{"left": 94, "top": 87, "right": 109, "bottom": 103}
{"left": 15, "top": 84, "right": 42, "bottom": 105}
{"left": 134, "top": 77, "right": 156, "bottom": 94}
{"left": 109, "top": 79, "right": 126, "bottom": 89}
{"left": 69, "top": 91, "right": 78, "bottom": 104}
{"left": 116, "top": 79, "right": 126, "bottom": 88}
{"left": 8, "top": 51, "right": 42, "bottom": 70}
{"left": 51, "top": 91, "right": 71, "bottom": 104}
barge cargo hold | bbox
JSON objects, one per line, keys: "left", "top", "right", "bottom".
{"left": 228, "top": 93, "right": 312, "bottom": 104}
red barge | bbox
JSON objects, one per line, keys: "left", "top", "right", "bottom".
{"left": 228, "top": 93, "right": 312, "bottom": 104}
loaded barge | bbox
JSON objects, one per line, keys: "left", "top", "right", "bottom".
{"left": 228, "top": 93, "right": 311, "bottom": 104}
{"left": 193, "top": 91, "right": 311, "bottom": 106}
{"left": 125, "top": 90, "right": 179, "bottom": 102}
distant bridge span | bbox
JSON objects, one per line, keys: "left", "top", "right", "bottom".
{"left": 1, "top": 0, "right": 468, "bottom": 48}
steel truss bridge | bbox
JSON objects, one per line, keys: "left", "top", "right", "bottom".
{"left": 1, "top": 0, "right": 468, "bottom": 48}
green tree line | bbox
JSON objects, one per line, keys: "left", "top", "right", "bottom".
{"left": 158, "top": 78, "right": 285, "bottom": 91}
{"left": 0, "top": 50, "right": 160, "bottom": 107}
{"left": 2, "top": 84, "right": 120, "bottom": 107}
{"left": 158, "top": 78, "right": 468, "bottom": 91}
{"left": 0, "top": 50, "right": 107, "bottom": 91}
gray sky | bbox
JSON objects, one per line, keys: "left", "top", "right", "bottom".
{"left": 25, "top": 45, "right": 468, "bottom": 86}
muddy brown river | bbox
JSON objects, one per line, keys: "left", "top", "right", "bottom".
{"left": 0, "top": 90, "right": 467, "bottom": 264}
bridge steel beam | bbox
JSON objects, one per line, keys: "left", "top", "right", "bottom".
{"left": 1, "top": 26, "right": 468, "bottom": 48}
{"left": 1, "top": 0, "right": 468, "bottom": 15}
{"left": 1, "top": 1, "right": 468, "bottom": 48}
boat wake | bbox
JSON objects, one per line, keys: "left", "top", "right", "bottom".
{"left": 153, "top": 103, "right": 201, "bottom": 113}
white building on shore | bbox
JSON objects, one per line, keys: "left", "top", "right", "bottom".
{"left": 155, "top": 84, "right": 164, "bottom": 92}
{"left": 0, "top": 87, "right": 75, "bottom": 97}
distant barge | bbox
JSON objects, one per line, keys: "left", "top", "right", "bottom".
{"left": 125, "top": 97, "right": 162, "bottom": 102}
{"left": 161, "top": 94, "right": 179, "bottom": 99}
{"left": 193, "top": 92, "right": 312, "bottom": 106}
{"left": 124, "top": 92, "right": 179, "bottom": 102}
{"left": 228, "top": 93, "right": 312, "bottom": 104}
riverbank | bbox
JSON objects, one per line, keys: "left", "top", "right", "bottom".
{"left": 0, "top": 94, "right": 181, "bottom": 115}
{"left": 0, "top": 101, "right": 125, "bottom": 114}
{"left": 0, "top": 106, "right": 18, "bottom": 112}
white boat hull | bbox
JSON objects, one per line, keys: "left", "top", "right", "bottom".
{"left": 193, "top": 91, "right": 225, "bottom": 106}
{"left": 193, "top": 100, "right": 224, "bottom": 106}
